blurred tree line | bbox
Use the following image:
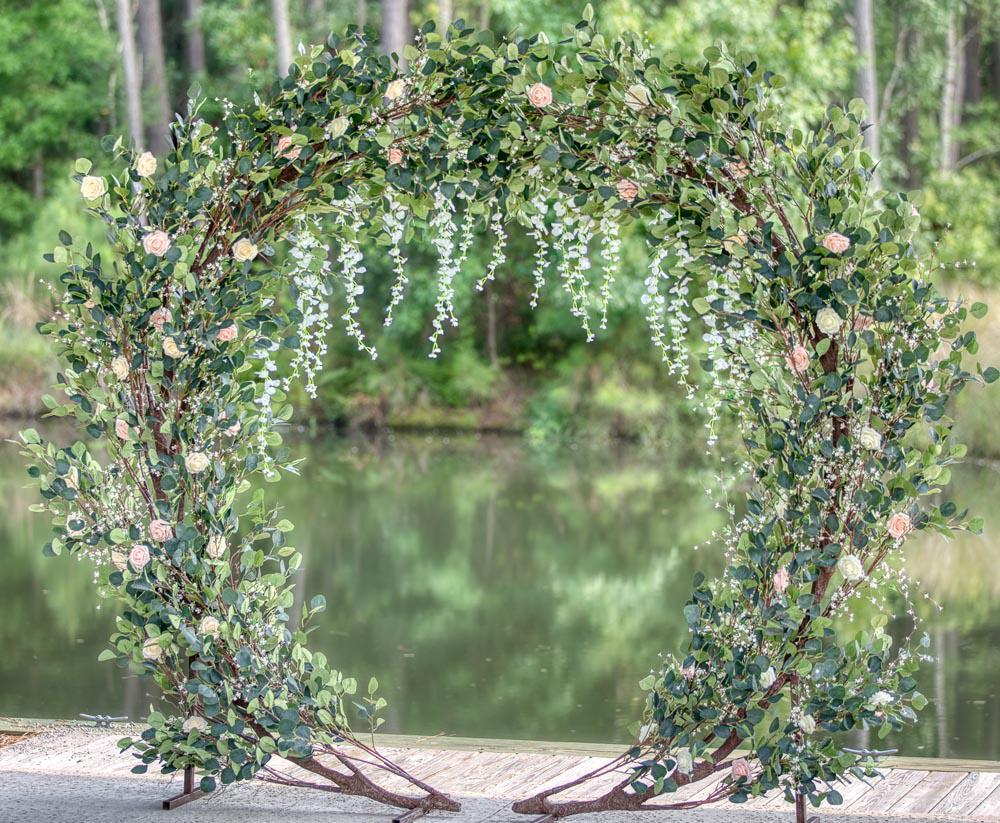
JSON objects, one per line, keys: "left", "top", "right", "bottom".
{"left": 0, "top": 0, "right": 998, "bottom": 441}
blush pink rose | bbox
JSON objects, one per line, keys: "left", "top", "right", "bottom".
{"left": 143, "top": 230, "right": 171, "bottom": 257}
{"left": 822, "top": 232, "right": 850, "bottom": 254}
{"left": 727, "top": 160, "right": 750, "bottom": 179}
{"left": 217, "top": 324, "right": 238, "bottom": 343}
{"left": 276, "top": 134, "right": 301, "bottom": 161}
{"left": 128, "top": 544, "right": 151, "bottom": 570}
{"left": 616, "top": 179, "right": 639, "bottom": 202}
{"left": 150, "top": 307, "right": 172, "bottom": 332}
{"left": 731, "top": 758, "right": 751, "bottom": 780}
{"left": 680, "top": 664, "right": 696, "bottom": 679}
{"left": 887, "top": 512, "right": 912, "bottom": 540}
{"left": 527, "top": 82, "right": 552, "bottom": 108}
{"left": 115, "top": 419, "right": 130, "bottom": 440}
{"left": 773, "top": 566, "right": 790, "bottom": 594}
{"left": 149, "top": 519, "right": 173, "bottom": 542}
{"left": 853, "top": 314, "right": 873, "bottom": 332}
{"left": 786, "top": 345, "right": 809, "bottom": 374}
{"left": 387, "top": 147, "right": 404, "bottom": 165}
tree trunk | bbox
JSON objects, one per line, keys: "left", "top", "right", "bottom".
{"left": 940, "top": 9, "right": 965, "bottom": 172}
{"left": 307, "top": 0, "right": 327, "bottom": 41}
{"left": 439, "top": 0, "right": 453, "bottom": 33}
{"left": 185, "top": 0, "right": 206, "bottom": 76}
{"left": 357, "top": 0, "right": 368, "bottom": 29}
{"left": 901, "top": 106, "right": 920, "bottom": 189}
{"left": 31, "top": 150, "right": 44, "bottom": 199}
{"left": 852, "top": 0, "right": 880, "bottom": 183}
{"left": 963, "top": 11, "right": 981, "bottom": 106}
{"left": 381, "top": 0, "right": 409, "bottom": 66}
{"left": 992, "top": 39, "right": 1000, "bottom": 100}
{"left": 138, "top": 0, "right": 173, "bottom": 155}
{"left": 115, "top": 0, "right": 144, "bottom": 150}
{"left": 272, "top": 0, "right": 294, "bottom": 76}
{"left": 486, "top": 286, "right": 498, "bottom": 368}
{"left": 479, "top": 0, "right": 491, "bottom": 30}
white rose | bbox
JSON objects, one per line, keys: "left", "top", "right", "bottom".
{"left": 111, "top": 356, "right": 130, "bottom": 380}
{"left": 80, "top": 175, "right": 107, "bottom": 200}
{"left": 141, "top": 638, "right": 163, "bottom": 661}
{"left": 759, "top": 666, "right": 777, "bottom": 689}
{"left": 232, "top": 237, "right": 258, "bottom": 262}
{"left": 816, "top": 307, "right": 842, "bottom": 335}
{"left": 185, "top": 451, "right": 210, "bottom": 474}
{"left": 870, "top": 690, "right": 892, "bottom": 707}
{"left": 206, "top": 534, "right": 227, "bottom": 559}
{"left": 858, "top": 426, "right": 881, "bottom": 450}
{"left": 135, "top": 152, "right": 157, "bottom": 178}
{"left": 162, "top": 337, "right": 183, "bottom": 359}
{"left": 625, "top": 83, "right": 651, "bottom": 112}
{"left": 326, "top": 116, "right": 348, "bottom": 140}
{"left": 385, "top": 79, "right": 406, "bottom": 101}
{"left": 674, "top": 747, "right": 693, "bottom": 775}
{"left": 837, "top": 554, "right": 865, "bottom": 582}
{"left": 798, "top": 714, "right": 816, "bottom": 735}
{"left": 199, "top": 616, "right": 220, "bottom": 637}
{"left": 182, "top": 715, "right": 208, "bottom": 733}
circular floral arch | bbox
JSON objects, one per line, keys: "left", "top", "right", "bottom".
{"left": 21, "top": 8, "right": 991, "bottom": 820}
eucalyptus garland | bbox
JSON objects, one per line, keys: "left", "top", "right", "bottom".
{"left": 21, "top": 8, "right": 993, "bottom": 818}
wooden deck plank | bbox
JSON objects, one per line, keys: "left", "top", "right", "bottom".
{"left": 973, "top": 781, "right": 1000, "bottom": 819}
{"left": 931, "top": 771, "right": 1000, "bottom": 816}
{"left": 885, "top": 770, "right": 968, "bottom": 815}
{"left": 848, "top": 769, "right": 929, "bottom": 813}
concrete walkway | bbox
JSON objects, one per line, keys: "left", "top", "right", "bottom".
{"left": 0, "top": 727, "right": 995, "bottom": 823}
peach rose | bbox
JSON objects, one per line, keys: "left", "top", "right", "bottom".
{"left": 527, "top": 82, "right": 552, "bottom": 108}
{"left": 616, "top": 179, "right": 639, "bottom": 202}
{"left": 128, "top": 544, "right": 151, "bottom": 570}
{"left": 150, "top": 306, "right": 172, "bottom": 332}
{"left": 731, "top": 758, "right": 751, "bottom": 780}
{"left": 143, "top": 230, "right": 171, "bottom": 257}
{"left": 115, "top": 419, "right": 130, "bottom": 440}
{"left": 822, "top": 232, "right": 850, "bottom": 254}
{"left": 276, "top": 134, "right": 301, "bottom": 161}
{"left": 387, "top": 147, "right": 403, "bottom": 165}
{"left": 786, "top": 345, "right": 809, "bottom": 374}
{"left": 149, "top": 519, "right": 173, "bottom": 542}
{"left": 773, "top": 566, "right": 790, "bottom": 594}
{"left": 887, "top": 512, "right": 912, "bottom": 540}
{"left": 217, "top": 324, "right": 238, "bottom": 343}
{"left": 110, "top": 550, "right": 128, "bottom": 572}
{"left": 727, "top": 160, "right": 750, "bottom": 179}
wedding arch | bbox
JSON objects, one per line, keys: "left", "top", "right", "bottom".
{"left": 20, "top": 8, "right": 992, "bottom": 820}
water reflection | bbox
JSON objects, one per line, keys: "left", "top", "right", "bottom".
{"left": 0, "top": 427, "right": 997, "bottom": 758}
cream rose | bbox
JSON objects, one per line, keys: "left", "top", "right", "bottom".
{"left": 135, "top": 151, "right": 157, "bottom": 178}
{"left": 128, "top": 544, "right": 151, "bottom": 570}
{"left": 217, "top": 324, "right": 238, "bottom": 343}
{"left": 385, "top": 79, "right": 406, "bottom": 101}
{"left": 816, "top": 307, "right": 842, "bottom": 335}
{"left": 185, "top": 451, "right": 210, "bottom": 474}
{"left": 149, "top": 519, "right": 173, "bottom": 542}
{"left": 798, "top": 714, "right": 816, "bottom": 734}
{"left": 760, "top": 666, "right": 777, "bottom": 689}
{"left": 141, "top": 638, "right": 163, "bottom": 661}
{"left": 111, "top": 356, "right": 130, "bottom": 380}
{"left": 162, "top": 337, "right": 183, "bottom": 359}
{"left": 150, "top": 306, "right": 172, "bottom": 332}
{"left": 887, "top": 511, "right": 912, "bottom": 540}
{"left": 616, "top": 179, "right": 639, "bottom": 202}
{"left": 858, "top": 426, "right": 882, "bottom": 450}
{"left": 206, "top": 534, "right": 227, "bottom": 559}
{"left": 199, "top": 616, "right": 220, "bottom": 637}
{"left": 111, "top": 550, "right": 128, "bottom": 571}
{"left": 786, "top": 345, "right": 809, "bottom": 374}
{"left": 870, "top": 690, "right": 892, "bottom": 707}
{"left": 143, "top": 230, "right": 171, "bottom": 257}
{"left": 182, "top": 715, "right": 207, "bottom": 733}
{"left": 822, "top": 232, "right": 850, "bottom": 254}
{"left": 387, "top": 147, "right": 404, "bottom": 166}
{"left": 625, "top": 83, "right": 651, "bottom": 112}
{"left": 115, "top": 419, "right": 130, "bottom": 440}
{"left": 772, "top": 566, "right": 790, "bottom": 594}
{"left": 674, "top": 747, "right": 693, "bottom": 775}
{"left": 837, "top": 553, "right": 865, "bottom": 582}
{"left": 232, "top": 237, "right": 258, "bottom": 262}
{"left": 80, "top": 175, "right": 107, "bottom": 200}
{"left": 326, "top": 116, "right": 348, "bottom": 140}
{"left": 526, "top": 82, "right": 552, "bottom": 108}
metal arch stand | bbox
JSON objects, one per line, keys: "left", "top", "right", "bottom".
{"left": 162, "top": 765, "right": 205, "bottom": 809}
{"left": 795, "top": 790, "right": 818, "bottom": 823}
{"left": 393, "top": 808, "right": 430, "bottom": 823}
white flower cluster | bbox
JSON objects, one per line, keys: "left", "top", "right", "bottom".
{"left": 552, "top": 200, "right": 596, "bottom": 342}
{"left": 284, "top": 219, "right": 334, "bottom": 397}
{"left": 527, "top": 195, "right": 550, "bottom": 308}
{"left": 334, "top": 195, "right": 377, "bottom": 360}
{"left": 428, "top": 187, "right": 462, "bottom": 358}
{"left": 475, "top": 204, "right": 508, "bottom": 292}
{"left": 598, "top": 211, "right": 621, "bottom": 331}
{"left": 382, "top": 190, "right": 410, "bottom": 327}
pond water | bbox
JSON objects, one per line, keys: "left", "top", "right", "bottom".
{"left": 0, "top": 427, "right": 998, "bottom": 760}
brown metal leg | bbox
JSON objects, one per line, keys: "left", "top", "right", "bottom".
{"left": 392, "top": 808, "right": 430, "bottom": 823}
{"left": 794, "top": 789, "right": 818, "bottom": 823}
{"left": 162, "top": 766, "right": 205, "bottom": 810}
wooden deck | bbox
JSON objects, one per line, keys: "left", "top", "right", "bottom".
{"left": 2, "top": 719, "right": 1000, "bottom": 820}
